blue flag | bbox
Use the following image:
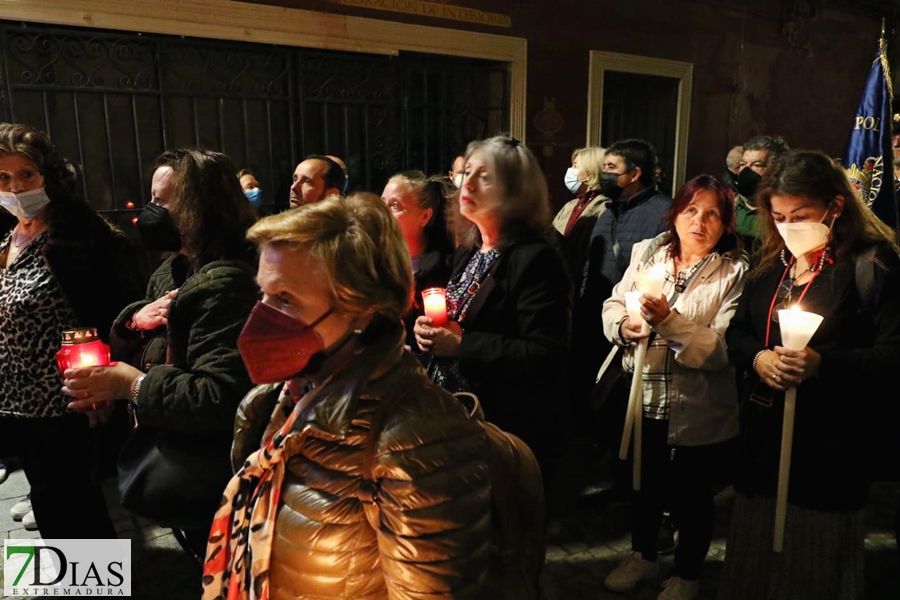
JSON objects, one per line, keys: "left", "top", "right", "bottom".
{"left": 843, "top": 34, "right": 895, "bottom": 228}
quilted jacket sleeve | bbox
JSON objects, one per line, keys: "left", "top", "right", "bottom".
{"left": 231, "top": 383, "right": 282, "bottom": 472}
{"left": 371, "top": 391, "right": 493, "bottom": 599}
{"left": 133, "top": 262, "right": 260, "bottom": 434}
{"left": 109, "top": 259, "right": 178, "bottom": 364}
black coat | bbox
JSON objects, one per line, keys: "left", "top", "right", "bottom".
{"left": 726, "top": 245, "right": 900, "bottom": 511}
{"left": 454, "top": 236, "right": 572, "bottom": 457}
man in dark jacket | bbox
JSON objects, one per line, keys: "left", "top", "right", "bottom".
{"left": 569, "top": 139, "right": 671, "bottom": 505}
{"left": 582, "top": 139, "right": 672, "bottom": 296}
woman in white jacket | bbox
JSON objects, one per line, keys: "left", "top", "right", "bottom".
{"left": 600, "top": 174, "right": 748, "bottom": 600}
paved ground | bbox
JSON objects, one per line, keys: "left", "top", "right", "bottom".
{"left": 0, "top": 447, "right": 897, "bottom": 599}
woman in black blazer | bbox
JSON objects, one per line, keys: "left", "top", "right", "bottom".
{"left": 414, "top": 135, "right": 572, "bottom": 490}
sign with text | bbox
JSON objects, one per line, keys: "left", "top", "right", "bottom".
{"left": 329, "top": 0, "right": 512, "bottom": 28}
{"left": 4, "top": 539, "right": 131, "bottom": 596}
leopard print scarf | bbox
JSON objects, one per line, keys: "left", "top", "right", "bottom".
{"left": 201, "top": 385, "right": 300, "bottom": 600}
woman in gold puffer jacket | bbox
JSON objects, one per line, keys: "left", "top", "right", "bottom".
{"left": 202, "top": 193, "right": 545, "bottom": 600}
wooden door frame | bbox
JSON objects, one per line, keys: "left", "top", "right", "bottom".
{"left": 0, "top": 0, "right": 527, "bottom": 140}
{"left": 586, "top": 51, "right": 692, "bottom": 190}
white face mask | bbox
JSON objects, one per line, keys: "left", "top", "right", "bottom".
{"left": 0, "top": 187, "right": 52, "bottom": 220}
{"left": 564, "top": 167, "right": 582, "bottom": 194}
{"left": 776, "top": 209, "right": 834, "bottom": 258}
{"left": 453, "top": 173, "right": 464, "bottom": 189}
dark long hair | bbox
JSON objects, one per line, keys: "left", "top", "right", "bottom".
{"left": 753, "top": 150, "right": 898, "bottom": 277}
{"left": 663, "top": 174, "right": 739, "bottom": 259}
{"left": 0, "top": 123, "right": 99, "bottom": 236}
{"left": 162, "top": 149, "right": 257, "bottom": 268}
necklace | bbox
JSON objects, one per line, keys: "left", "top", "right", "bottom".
{"left": 780, "top": 247, "right": 830, "bottom": 273}
{"left": 12, "top": 225, "right": 46, "bottom": 249}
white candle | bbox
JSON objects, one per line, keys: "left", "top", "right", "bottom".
{"left": 778, "top": 307, "right": 823, "bottom": 351}
{"left": 619, "top": 287, "right": 656, "bottom": 490}
{"left": 639, "top": 262, "right": 667, "bottom": 299}
{"left": 773, "top": 306, "right": 823, "bottom": 553}
{"left": 625, "top": 290, "right": 651, "bottom": 336}
{"left": 421, "top": 287, "right": 448, "bottom": 327}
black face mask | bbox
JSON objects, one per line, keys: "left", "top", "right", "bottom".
{"left": 599, "top": 171, "right": 626, "bottom": 201}
{"left": 736, "top": 168, "right": 762, "bottom": 198}
{"left": 137, "top": 202, "right": 182, "bottom": 252}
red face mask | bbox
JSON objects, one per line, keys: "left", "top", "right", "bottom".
{"left": 237, "top": 301, "right": 334, "bottom": 384}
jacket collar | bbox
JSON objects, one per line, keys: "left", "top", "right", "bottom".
{"left": 618, "top": 185, "right": 659, "bottom": 208}
{"left": 287, "top": 320, "right": 410, "bottom": 440}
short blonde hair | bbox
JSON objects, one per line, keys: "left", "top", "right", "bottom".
{"left": 571, "top": 146, "right": 606, "bottom": 191}
{"left": 247, "top": 193, "right": 413, "bottom": 321}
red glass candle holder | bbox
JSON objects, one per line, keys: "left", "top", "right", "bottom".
{"left": 421, "top": 287, "right": 448, "bottom": 328}
{"left": 55, "top": 328, "right": 111, "bottom": 373}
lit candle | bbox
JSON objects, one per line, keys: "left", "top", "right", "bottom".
{"left": 624, "top": 291, "right": 645, "bottom": 332}
{"left": 421, "top": 287, "right": 449, "bottom": 328}
{"left": 778, "top": 307, "right": 823, "bottom": 351}
{"left": 639, "top": 262, "right": 667, "bottom": 299}
{"left": 55, "top": 328, "right": 111, "bottom": 373}
{"left": 772, "top": 306, "right": 823, "bottom": 553}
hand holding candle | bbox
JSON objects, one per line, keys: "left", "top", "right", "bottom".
{"left": 640, "top": 262, "right": 667, "bottom": 299}
{"left": 422, "top": 287, "right": 449, "bottom": 328}
{"left": 55, "top": 328, "right": 110, "bottom": 373}
{"left": 619, "top": 262, "right": 667, "bottom": 491}
{"left": 773, "top": 306, "right": 823, "bottom": 553}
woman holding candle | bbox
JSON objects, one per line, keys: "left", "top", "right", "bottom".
{"left": 380, "top": 171, "right": 453, "bottom": 355}
{"left": 62, "top": 149, "right": 259, "bottom": 558}
{"left": 0, "top": 123, "right": 143, "bottom": 539}
{"left": 600, "top": 175, "right": 747, "bottom": 600}
{"left": 413, "top": 135, "right": 572, "bottom": 497}
{"left": 720, "top": 151, "right": 900, "bottom": 600}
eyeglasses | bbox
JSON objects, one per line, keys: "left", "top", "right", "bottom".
{"left": 771, "top": 277, "right": 795, "bottom": 323}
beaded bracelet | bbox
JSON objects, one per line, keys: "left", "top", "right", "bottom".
{"left": 751, "top": 349, "right": 767, "bottom": 373}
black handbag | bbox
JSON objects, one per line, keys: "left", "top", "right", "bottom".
{"left": 116, "top": 426, "right": 234, "bottom": 529}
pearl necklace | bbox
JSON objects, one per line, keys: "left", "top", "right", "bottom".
{"left": 780, "top": 247, "right": 830, "bottom": 275}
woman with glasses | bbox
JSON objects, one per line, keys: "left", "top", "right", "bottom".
{"left": 600, "top": 175, "right": 747, "bottom": 600}
{"left": 721, "top": 151, "right": 900, "bottom": 600}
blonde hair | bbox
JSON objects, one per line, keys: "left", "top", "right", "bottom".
{"left": 571, "top": 146, "right": 606, "bottom": 191}
{"left": 247, "top": 193, "right": 413, "bottom": 321}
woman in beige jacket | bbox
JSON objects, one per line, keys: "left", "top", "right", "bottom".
{"left": 600, "top": 174, "right": 747, "bottom": 600}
